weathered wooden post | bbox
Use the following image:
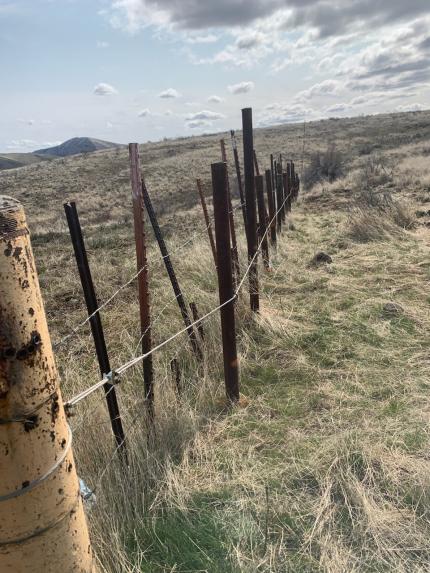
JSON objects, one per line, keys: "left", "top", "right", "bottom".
{"left": 0, "top": 196, "right": 97, "bottom": 572}
{"left": 211, "top": 163, "right": 240, "bottom": 403}
{"left": 196, "top": 178, "right": 217, "bottom": 268}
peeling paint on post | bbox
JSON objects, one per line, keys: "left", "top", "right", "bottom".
{"left": 0, "top": 196, "right": 97, "bottom": 572}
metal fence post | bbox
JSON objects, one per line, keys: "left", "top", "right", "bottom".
{"left": 64, "top": 201, "right": 127, "bottom": 458}
{"left": 220, "top": 139, "right": 240, "bottom": 278}
{"left": 230, "top": 130, "right": 247, "bottom": 233}
{"left": 276, "top": 173, "right": 283, "bottom": 233}
{"left": 129, "top": 144, "right": 154, "bottom": 415}
{"left": 0, "top": 196, "right": 97, "bottom": 572}
{"left": 253, "top": 149, "right": 260, "bottom": 176}
{"left": 255, "top": 175, "right": 270, "bottom": 269}
{"left": 196, "top": 178, "right": 217, "bottom": 268}
{"left": 265, "top": 169, "right": 277, "bottom": 246}
{"left": 140, "top": 181, "right": 203, "bottom": 361}
{"left": 211, "top": 163, "right": 240, "bottom": 403}
{"left": 242, "top": 107, "right": 259, "bottom": 312}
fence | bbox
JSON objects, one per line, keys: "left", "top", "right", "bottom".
{"left": 0, "top": 107, "right": 300, "bottom": 571}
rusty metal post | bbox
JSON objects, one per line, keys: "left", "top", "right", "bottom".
{"left": 190, "top": 302, "right": 205, "bottom": 341}
{"left": 230, "top": 130, "right": 247, "bottom": 233}
{"left": 276, "top": 173, "right": 283, "bottom": 233}
{"left": 255, "top": 175, "right": 270, "bottom": 269}
{"left": 211, "top": 163, "right": 239, "bottom": 403}
{"left": 64, "top": 201, "right": 127, "bottom": 459}
{"left": 196, "top": 178, "right": 217, "bottom": 268}
{"left": 129, "top": 144, "right": 154, "bottom": 415}
{"left": 242, "top": 108, "right": 259, "bottom": 312}
{"left": 282, "top": 172, "right": 289, "bottom": 222}
{"left": 291, "top": 162, "right": 296, "bottom": 200}
{"left": 270, "top": 154, "right": 275, "bottom": 194}
{"left": 253, "top": 149, "right": 260, "bottom": 176}
{"left": 265, "top": 169, "right": 276, "bottom": 247}
{"left": 0, "top": 196, "right": 97, "bottom": 572}
{"left": 141, "top": 181, "right": 203, "bottom": 361}
{"left": 220, "top": 139, "right": 240, "bottom": 278}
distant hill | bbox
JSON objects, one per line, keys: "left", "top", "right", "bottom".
{"left": 0, "top": 153, "right": 50, "bottom": 170}
{"left": 34, "top": 137, "right": 123, "bottom": 157}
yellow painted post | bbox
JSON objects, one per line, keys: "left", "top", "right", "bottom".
{"left": 0, "top": 196, "right": 97, "bottom": 572}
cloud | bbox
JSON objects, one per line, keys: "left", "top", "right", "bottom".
{"left": 94, "top": 82, "right": 118, "bottom": 95}
{"left": 186, "top": 33, "right": 218, "bottom": 44}
{"left": 108, "top": 1, "right": 429, "bottom": 36}
{"left": 236, "top": 32, "right": 264, "bottom": 50}
{"left": 207, "top": 95, "right": 224, "bottom": 103}
{"left": 258, "top": 102, "right": 316, "bottom": 127}
{"left": 396, "top": 103, "right": 426, "bottom": 112}
{"left": 97, "top": 41, "right": 110, "bottom": 48}
{"left": 325, "top": 103, "right": 351, "bottom": 114}
{"left": 159, "top": 88, "right": 181, "bottom": 98}
{"left": 228, "top": 81, "right": 254, "bottom": 94}
{"left": 187, "top": 119, "right": 212, "bottom": 129}
{"left": 138, "top": 108, "right": 151, "bottom": 117}
{"left": 186, "top": 110, "right": 225, "bottom": 121}
{"left": 295, "top": 79, "right": 341, "bottom": 101}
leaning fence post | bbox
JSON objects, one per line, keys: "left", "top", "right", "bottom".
{"left": 64, "top": 201, "right": 127, "bottom": 458}
{"left": 220, "top": 139, "right": 240, "bottom": 279}
{"left": 129, "top": 144, "right": 154, "bottom": 416}
{"left": 242, "top": 107, "right": 259, "bottom": 312}
{"left": 211, "top": 163, "right": 240, "bottom": 403}
{"left": 255, "top": 175, "right": 270, "bottom": 269}
{"left": 265, "top": 169, "right": 277, "bottom": 246}
{"left": 196, "top": 178, "right": 217, "bottom": 268}
{"left": 230, "top": 130, "right": 248, "bottom": 234}
{"left": 141, "top": 181, "right": 203, "bottom": 361}
{"left": 253, "top": 149, "right": 260, "bottom": 176}
{"left": 0, "top": 196, "right": 97, "bottom": 572}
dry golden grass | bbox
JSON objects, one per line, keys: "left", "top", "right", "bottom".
{"left": 2, "top": 110, "right": 430, "bottom": 572}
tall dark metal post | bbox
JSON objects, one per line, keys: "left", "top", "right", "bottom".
{"left": 230, "top": 130, "right": 248, "bottom": 235}
{"left": 64, "top": 201, "right": 127, "bottom": 459}
{"left": 253, "top": 149, "right": 260, "bottom": 176}
{"left": 286, "top": 163, "right": 292, "bottom": 213}
{"left": 141, "top": 181, "right": 203, "bottom": 361}
{"left": 270, "top": 154, "right": 275, "bottom": 193}
{"left": 242, "top": 107, "right": 259, "bottom": 312}
{"left": 276, "top": 173, "right": 283, "bottom": 233}
{"left": 211, "top": 162, "right": 240, "bottom": 403}
{"left": 196, "top": 178, "right": 217, "bottom": 268}
{"left": 255, "top": 175, "right": 270, "bottom": 269}
{"left": 282, "top": 172, "right": 288, "bottom": 222}
{"left": 220, "top": 139, "right": 240, "bottom": 278}
{"left": 291, "top": 162, "right": 296, "bottom": 200}
{"left": 128, "top": 144, "right": 154, "bottom": 417}
{"left": 265, "top": 169, "right": 276, "bottom": 246}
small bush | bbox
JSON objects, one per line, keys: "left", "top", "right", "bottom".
{"left": 303, "top": 144, "right": 344, "bottom": 189}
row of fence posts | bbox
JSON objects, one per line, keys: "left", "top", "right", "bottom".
{"left": 0, "top": 107, "right": 299, "bottom": 572}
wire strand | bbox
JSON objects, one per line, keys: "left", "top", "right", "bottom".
{"left": 64, "top": 190, "right": 292, "bottom": 410}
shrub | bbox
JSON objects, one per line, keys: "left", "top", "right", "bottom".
{"left": 303, "top": 144, "right": 344, "bottom": 189}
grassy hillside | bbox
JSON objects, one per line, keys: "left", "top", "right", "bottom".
{"left": 1, "top": 110, "right": 430, "bottom": 572}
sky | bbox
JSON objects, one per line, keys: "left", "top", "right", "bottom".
{"left": 1, "top": 0, "right": 429, "bottom": 152}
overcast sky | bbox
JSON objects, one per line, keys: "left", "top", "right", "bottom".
{"left": 1, "top": 0, "right": 429, "bottom": 152}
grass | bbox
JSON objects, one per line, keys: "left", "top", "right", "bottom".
{"left": 2, "top": 110, "right": 430, "bottom": 572}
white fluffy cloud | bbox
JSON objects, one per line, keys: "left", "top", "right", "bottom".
{"left": 93, "top": 82, "right": 118, "bottom": 95}
{"left": 138, "top": 108, "right": 151, "bottom": 117}
{"left": 186, "top": 110, "right": 225, "bottom": 121}
{"left": 207, "top": 95, "right": 224, "bottom": 103}
{"left": 159, "top": 88, "right": 181, "bottom": 98}
{"left": 228, "top": 81, "right": 254, "bottom": 94}
{"left": 396, "top": 103, "right": 426, "bottom": 112}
